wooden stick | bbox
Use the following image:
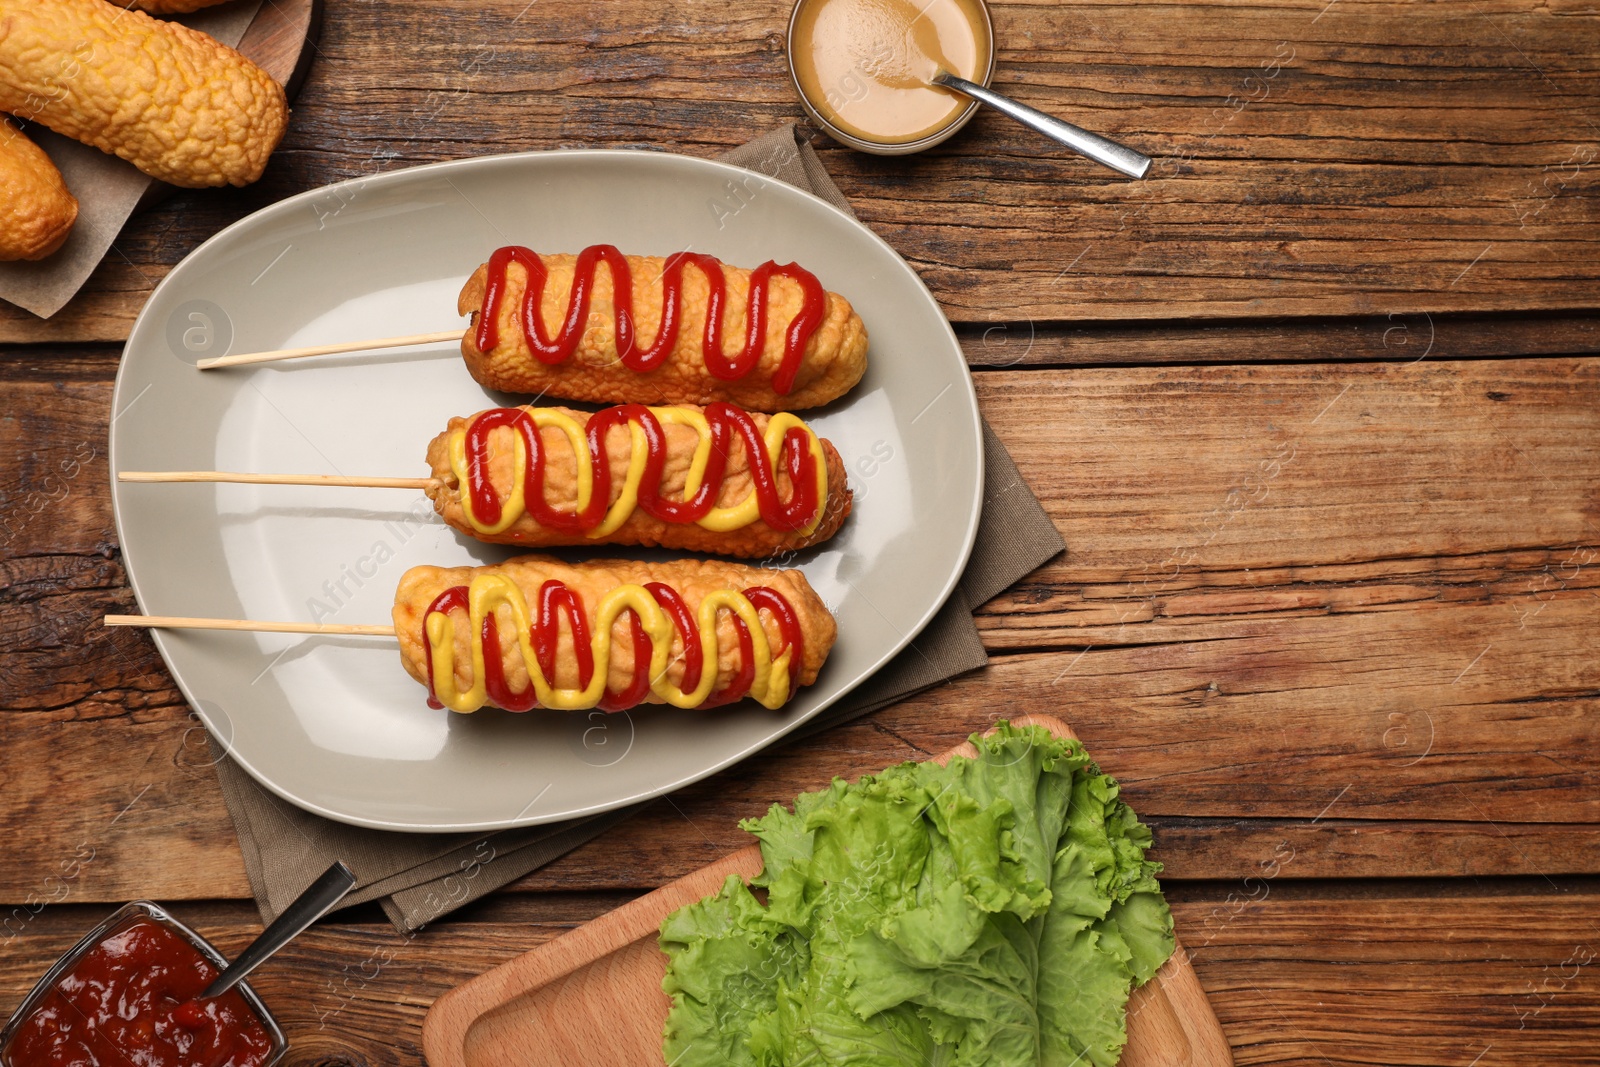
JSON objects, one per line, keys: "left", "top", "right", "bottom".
{"left": 119, "top": 471, "right": 437, "bottom": 490}
{"left": 195, "top": 328, "right": 465, "bottom": 370}
{"left": 105, "top": 615, "right": 396, "bottom": 637}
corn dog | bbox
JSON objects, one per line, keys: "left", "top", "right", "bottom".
{"left": 394, "top": 556, "right": 835, "bottom": 713}
{"left": 424, "top": 403, "right": 851, "bottom": 558}
{"left": 130, "top": 0, "right": 234, "bottom": 12}
{"left": 0, "top": 0, "right": 288, "bottom": 188}
{"left": 0, "top": 118, "right": 77, "bottom": 261}
{"left": 457, "top": 245, "right": 868, "bottom": 411}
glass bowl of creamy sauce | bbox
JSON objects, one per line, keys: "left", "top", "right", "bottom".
{"left": 787, "top": 0, "right": 995, "bottom": 154}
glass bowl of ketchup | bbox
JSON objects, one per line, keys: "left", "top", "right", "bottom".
{"left": 0, "top": 901, "right": 285, "bottom": 1067}
{"left": 786, "top": 0, "right": 996, "bottom": 155}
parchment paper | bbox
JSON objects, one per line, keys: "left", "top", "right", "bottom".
{"left": 0, "top": 0, "right": 264, "bottom": 319}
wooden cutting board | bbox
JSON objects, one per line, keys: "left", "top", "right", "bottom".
{"left": 422, "top": 715, "right": 1233, "bottom": 1067}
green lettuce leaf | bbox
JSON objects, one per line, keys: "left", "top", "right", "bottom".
{"left": 1036, "top": 774, "right": 1174, "bottom": 1067}
{"left": 660, "top": 874, "right": 805, "bottom": 1067}
{"left": 755, "top": 764, "right": 941, "bottom": 1066}
{"left": 659, "top": 721, "right": 1175, "bottom": 1067}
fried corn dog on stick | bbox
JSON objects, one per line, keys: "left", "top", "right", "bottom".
{"left": 458, "top": 245, "right": 868, "bottom": 411}
{"left": 424, "top": 403, "right": 852, "bottom": 558}
{"left": 0, "top": 0, "right": 288, "bottom": 188}
{"left": 0, "top": 118, "right": 77, "bottom": 260}
{"left": 394, "top": 556, "right": 835, "bottom": 713}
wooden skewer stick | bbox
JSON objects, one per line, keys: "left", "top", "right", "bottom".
{"left": 106, "top": 615, "right": 396, "bottom": 637}
{"left": 120, "top": 471, "right": 437, "bottom": 490}
{"left": 195, "top": 328, "right": 466, "bottom": 371}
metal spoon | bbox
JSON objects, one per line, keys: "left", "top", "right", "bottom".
{"left": 201, "top": 861, "right": 357, "bottom": 999}
{"left": 932, "top": 70, "right": 1151, "bottom": 179}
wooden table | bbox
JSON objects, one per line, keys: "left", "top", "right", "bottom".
{"left": 3, "top": 1, "right": 1598, "bottom": 1063}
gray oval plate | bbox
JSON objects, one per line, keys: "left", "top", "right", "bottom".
{"left": 110, "top": 150, "right": 982, "bottom": 832}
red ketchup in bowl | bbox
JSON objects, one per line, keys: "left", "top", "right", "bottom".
{"left": 4, "top": 917, "right": 273, "bottom": 1067}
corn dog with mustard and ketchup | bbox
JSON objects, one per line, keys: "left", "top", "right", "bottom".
{"left": 393, "top": 555, "right": 835, "bottom": 713}
{"left": 425, "top": 402, "right": 850, "bottom": 558}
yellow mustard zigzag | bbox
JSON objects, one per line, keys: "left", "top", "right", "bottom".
{"left": 447, "top": 406, "right": 827, "bottom": 538}
{"left": 426, "top": 573, "right": 795, "bottom": 713}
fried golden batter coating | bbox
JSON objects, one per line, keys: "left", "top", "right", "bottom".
{"left": 0, "top": 118, "right": 76, "bottom": 261}
{"left": 0, "top": 0, "right": 288, "bottom": 188}
{"left": 422, "top": 405, "right": 852, "bottom": 558}
{"left": 393, "top": 556, "right": 836, "bottom": 708}
{"left": 130, "top": 0, "right": 234, "bottom": 12}
{"left": 457, "top": 253, "right": 868, "bottom": 411}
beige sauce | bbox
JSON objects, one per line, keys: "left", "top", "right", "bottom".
{"left": 791, "top": 0, "right": 991, "bottom": 145}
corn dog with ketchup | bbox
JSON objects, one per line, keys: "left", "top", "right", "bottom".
{"left": 424, "top": 402, "right": 850, "bottom": 558}
{"left": 457, "top": 245, "right": 868, "bottom": 411}
{"left": 394, "top": 555, "right": 834, "bottom": 713}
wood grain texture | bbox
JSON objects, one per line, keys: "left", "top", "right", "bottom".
{"left": 4, "top": 0, "right": 1598, "bottom": 340}
{"left": 4, "top": 885, "right": 1594, "bottom": 1066}
{"left": 0, "top": 358, "right": 1594, "bottom": 901}
{"left": 978, "top": 357, "right": 1599, "bottom": 588}
{"left": 2, "top": 0, "right": 1596, "bottom": 1059}
{"left": 960, "top": 312, "right": 1600, "bottom": 368}
{"left": 235, "top": 0, "right": 323, "bottom": 95}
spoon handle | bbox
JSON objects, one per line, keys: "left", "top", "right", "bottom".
{"left": 935, "top": 72, "right": 1151, "bottom": 179}
{"left": 203, "top": 861, "right": 357, "bottom": 999}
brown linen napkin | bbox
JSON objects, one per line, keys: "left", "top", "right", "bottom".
{"left": 208, "top": 124, "right": 1066, "bottom": 934}
{"left": 0, "top": 0, "right": 264, "bottom": 318}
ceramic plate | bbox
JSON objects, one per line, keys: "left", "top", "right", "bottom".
{"left": 109, "top": 150, "right": 981, "bottom": 832}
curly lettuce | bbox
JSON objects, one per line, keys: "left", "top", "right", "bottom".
{"left": 660, "top": 723, "right": 1175, "bottom": 1067}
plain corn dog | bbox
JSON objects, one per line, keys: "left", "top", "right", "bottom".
{"left": 0, "top": 0, "right": 288, "bottom": 188}
{"left": 0, "top": 118, "right": 77, "bottom": 260}
{"left": 129, "top": 0, "right": 234, "bottom": 11}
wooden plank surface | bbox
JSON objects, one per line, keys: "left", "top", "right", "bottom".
{"left": 2, "top": 356, "right": 1593, "bottom": 902}
{"left": 3, "top": 885, "right": 1593, "bottom": 1066}
{"left": 3, "top": 0, "right": 1597, "bottom": 1061}
{"left": 960, "top": 313, "right": 1600, "bottom": 368}
{"left": 4, "top": 0, "right": 1599, "bottom": 341}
